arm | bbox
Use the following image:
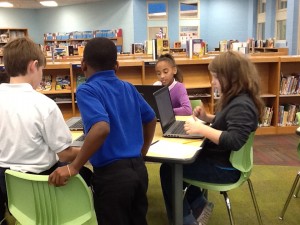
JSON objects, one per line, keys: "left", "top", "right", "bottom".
{"left": 57, "top": 147, "right": 81, "bottom": 162}
{"left": 172, "top": 84, "right": 192, "bottom": 116}
{"left": 141, "top": 118, "right": 156, "bottom": 156}
{"left": 49, "top": 121, "right": 110, "bottom": 186}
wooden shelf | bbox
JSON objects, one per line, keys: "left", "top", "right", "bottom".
{"left": 32, "top": 55, "right": 300, "bottom": 135}
{"left": 0, "top": 28, "right": 28, "bottom": 64}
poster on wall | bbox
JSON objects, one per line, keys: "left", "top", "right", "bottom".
{"left": 179, "top": 26, "right": 199, "bottom": 48}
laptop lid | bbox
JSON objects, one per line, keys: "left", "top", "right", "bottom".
{"left": 134, "top": 85, "right": 164, "bottom": 119}
{"left": 153, "top": 86, "right": 176, "bottom": 133}
{"left": 153, "top": 86, "right": 204, "bottom": 139}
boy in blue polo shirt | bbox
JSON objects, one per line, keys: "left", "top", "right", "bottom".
{"left": 49, "top": 37, "right": 156, "bottom": 225}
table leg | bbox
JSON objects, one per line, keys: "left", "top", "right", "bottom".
{"left": 172, "top": 163, "right": 183, "bottom": 225}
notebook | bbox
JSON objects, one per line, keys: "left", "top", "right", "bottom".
{"left": 66, "top": 117, "right": 83, "bottom": 131}
{"left": 134, "top": 85, "right": 164, "bottom": 119}
{"left": 153, "top": 86, "right": 204, "bottom": 139}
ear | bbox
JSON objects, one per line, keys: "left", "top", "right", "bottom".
{"left": 81, "top": 60, "right": 87, "bottom": 72}
{"left": 28, "top": 60, "right": 38, "bottom": 74}
{"left": 114, "top": 61, "right": 119, "bottom": 72}
{"left": 173, "top": 66, "right": 177, "bottom": 75}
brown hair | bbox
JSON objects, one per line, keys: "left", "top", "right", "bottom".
{"left": 208, "top": 51, "right": 265, "bottom": 121}
{"left": 156, "top": 53, "right": 183, "bottom": 82}
{"left": 3, "top": 37, "right": 46, "bottom": 77}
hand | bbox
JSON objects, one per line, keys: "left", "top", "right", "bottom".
{"left": 48, "top": 164, "right": 78, "bottom": 187}
{"left": 184, "top": 117, "right": 203, "bottom": 135}
{"left": 193, "top": 104, "right": 207, "bottom": 121}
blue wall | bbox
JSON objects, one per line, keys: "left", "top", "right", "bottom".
{"left": 0, "top": 0, "right": 298, "bottom": 54}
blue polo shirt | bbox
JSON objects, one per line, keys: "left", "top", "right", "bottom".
{"left": 76, "top": 70, "right": 155, "bottom": 167}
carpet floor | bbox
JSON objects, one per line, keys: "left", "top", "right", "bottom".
{"left": 146, "top": 162, "right": 300, "bottom": 225}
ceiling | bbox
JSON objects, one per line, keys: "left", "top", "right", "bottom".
{"left": 1, "top": 0, "right": 104, "bottom": 9}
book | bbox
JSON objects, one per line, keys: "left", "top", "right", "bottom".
{"left": 76, "top": 74, "right": 86, "bottom": 88}
{"left": 55, "top": 75, "right": 71, "bottom": 90}
{"left": 186, "top": 38, "right": 206, "bottom": 59}
{"left": 151, "top": 39, "right": 169, "bottom": 60}
{"left": 36, "top": 75, "right": 52, "bottom": 91}
{"left": 131, "top": 43, "right": 144, "bottom": 54}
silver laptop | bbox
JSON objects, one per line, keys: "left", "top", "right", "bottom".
{"left": 66, "top": 117, "right": 83, "bottom": 131}
{"left": 71, "top": 133, "right": 85, "bottom": 147}
{"left": 153, "top": 86, "right": 204, "bottom": 139}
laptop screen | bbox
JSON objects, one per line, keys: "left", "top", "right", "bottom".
{"left": 134, "top": 85, "right": 164, "bottom": 118}
{"left": 153, "top": 86, "right": 176, "bottom": 132}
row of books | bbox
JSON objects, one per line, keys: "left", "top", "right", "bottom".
{"left": 278, "top": 104, "right": 299, "bottom": 126}
{"left": 260, "top": 106, "right": 273, "bottom": 127}
{"left": 44, "top": 29, "right": 122, "bottom": 41}
{"left": 280, "top": 73, "right": 300, "bottom": 95}
{"left": 36, "top": 75, "right": 71, "bottom": 91}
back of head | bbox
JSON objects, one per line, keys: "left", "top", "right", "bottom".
{"left": 83, "top": 37, "right": 117, "bottom": 71}
{"left": 208, "top": 51, "right": 264, "bottom": 120}
{"left": 3, "top": 37, "right": 45, "bottom": 77}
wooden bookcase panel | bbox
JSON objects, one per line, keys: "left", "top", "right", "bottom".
{"left": 29, "top": 56, "right": 300, "bottom": 135}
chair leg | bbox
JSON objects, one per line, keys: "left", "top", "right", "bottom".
{"left": 279, "top": 171, "right": 300, "bottom": 220}
{"left": 247, "top": 178, "right": 263, "bottom": 225}
{"left": 221, "top": 191, "right": 235, "bottom": 225}
{"left": 293, "top": 177, "right": 300, "bottom": 198}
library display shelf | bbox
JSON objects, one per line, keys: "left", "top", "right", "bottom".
{"left": 2, "top": 55, "right": 300, "bottom": 135}
{"left": 0, "top": 28, "right": 28, "bottom": 64}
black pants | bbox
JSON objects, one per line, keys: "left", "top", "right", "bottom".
{"left": 92, "top": 157, "right": 148, "bottom": 225}
{"left": 0, "top": 162, "right": 93, "bottom": 222}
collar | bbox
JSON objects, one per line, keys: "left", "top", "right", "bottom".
{"left": 87, "top": 70, "right": 117, "bottom": 82}
{"left": 168, "top": 79, "right": 177, "bottom": 91}
{"left": 0, "top": 83, "right": 33, "bottom": 91}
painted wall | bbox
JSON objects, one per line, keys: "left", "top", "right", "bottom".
{"left": 0, "top": 0, "right": 298, "bottom": 54}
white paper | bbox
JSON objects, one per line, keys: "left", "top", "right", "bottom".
{"left": 147, "top": 140, "right": 201, "bottom": 160}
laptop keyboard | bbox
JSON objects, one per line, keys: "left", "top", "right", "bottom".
{"left": 69, "top": 119, "right": 83, "bottom": 129}
{"left": 75, "top": 134, "right": 85, "bottom": 142}
{"left": 172, "top": 121, "right": 186, "bottom": 134}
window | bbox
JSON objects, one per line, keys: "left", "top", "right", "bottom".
{"left": 258, "top": 0, "right": 266, "bottom": 14}
{"left": 147, "top": 1, "right": 167, "bottom": 20}
{"left": 275, "top": 0, "right": 287, "bottom": 40}
{"left": 276, "top": 20, "right": 286, "bottom": 40}
{"left": 257, "top": 23, "right": 265, "bottom": 40}
{"left": 179, "top": 0, "right": 199, "bottom": 19}
{"left": 277, "top": 0, "right": 287, "bottom": 10}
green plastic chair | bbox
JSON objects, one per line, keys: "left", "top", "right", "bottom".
{"left": 5, "top": 170, "right": 97, "bottom": 225}
{"left": 279, "top": 112, "right": 300, "bottom": 220}
{"left": 183, "top": 132, "right": 263, "bottom": 225}
{"left": 190, "top": 99, "right": 202, "bottom": 110}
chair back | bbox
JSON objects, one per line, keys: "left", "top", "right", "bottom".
{"left": 190, "top": 99, "right": 201, "bottom": 110}
{"left": 5, "top": 170, "right": 95, "bottom": 225}
{"left": 229, "top": 132, "right": 255, "bottom": 174}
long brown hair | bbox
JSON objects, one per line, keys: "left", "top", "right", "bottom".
{"left": 208, "top": 51, "right": 265, "bottom": 122}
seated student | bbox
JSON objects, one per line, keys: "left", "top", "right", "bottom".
{"left": 154, "top": 53, "right": 192, "bottom": 116}
{"left": 160, "top": 51, "right": 265, "bottom": 225}
{"left": 0, "top": 37, "right": 91, "bottom": 225}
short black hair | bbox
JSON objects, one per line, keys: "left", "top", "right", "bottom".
{"left": 83, "top": 37, "right": 117, "bottom": 71}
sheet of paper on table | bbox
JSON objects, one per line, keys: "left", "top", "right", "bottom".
{"left": 147, "top": 140, "right": 201, "bottom": 160}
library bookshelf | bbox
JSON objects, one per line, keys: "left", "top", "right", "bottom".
{"left": 2, "top": 55, "right": 300, "bottom": 135}
{"left": 0, "top": 28, "right": 28, "bottom": 64}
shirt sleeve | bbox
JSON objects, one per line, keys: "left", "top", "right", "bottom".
{"left": 42, "top": 104, "right": 72, "bottom": 153}
{"left": 173, "top": 83, "right": 192, "bottom": 116}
